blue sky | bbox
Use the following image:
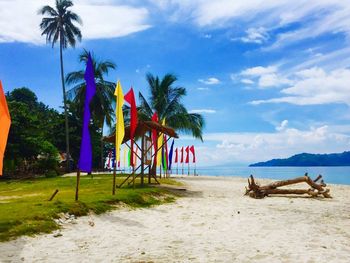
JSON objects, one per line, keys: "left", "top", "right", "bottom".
{"left": 1, "top": 0, "right": 350, "bottom": 166}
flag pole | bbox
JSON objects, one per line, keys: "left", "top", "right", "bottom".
{"left": 112, "top": 160, "right": 116, "bottom": 195}
{"left": 188, "top": 162, "right": 190, "bottom": 176}
{"left": 75, "top": 169, "right": 81, "bottom": 201}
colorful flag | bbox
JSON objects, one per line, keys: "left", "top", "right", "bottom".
{"left": 163, "top": 134, "right": 169, "bottom": 170}
{"left": 0, "top": 81, "right": 11, "bottom": 176}
{"left": 168, "top": 140, "right": 175, "bottom": 170}
{"left": 151, "top": 113, "right": 158, "bottom": 165}
{"left": 190, "top": 145, "right": 196, "bottom": 163}
{"left": 127, "top": 148, "right": 131, "bottom": 167}
{"left": 180, "top": 147, "right": 184, "bottom": 163}
{"left": 174, "top": 148, "right": 178, "bottom": 163}
{"left": 124, "top": 88, "right": 138, "bottom": 166}
{"left": 157, "top": 131, "right": 163, "bottom": 166}
{"left": 78, "top": 53, "right": 96, "bottom": 173}
{"left": 114, "top": 80, "right": 125, "bottom": 164}
{"left": 185, "top": 146, "right": 189, "bottom": 163}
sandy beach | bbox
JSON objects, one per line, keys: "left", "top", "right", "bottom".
{"left": 1, "top": 176, "right": 350, "bottom": 263}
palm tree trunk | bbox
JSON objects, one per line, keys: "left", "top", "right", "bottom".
{"left": 100, "top": 117, "right": 105, "bottom": 170}
{"left": 60, "top": 35, "right": 70, "bottom": 172}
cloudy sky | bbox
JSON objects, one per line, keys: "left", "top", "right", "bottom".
{"left": 1, "top": 0, "right": 350, "bottom": 166}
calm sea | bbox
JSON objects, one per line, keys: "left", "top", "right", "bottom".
{"left": 189, "top": 166, "right": 350, "bottom": 185}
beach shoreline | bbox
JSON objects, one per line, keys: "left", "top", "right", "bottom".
{"left": 1, "top": 175, "right": 349, "bottom": 262}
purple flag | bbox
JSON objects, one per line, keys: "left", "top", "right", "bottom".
{"left": 168, "top": 139, "right": 175, "bottom": 170}
{"left": 78, "top": 53, "right": 96, "bottom": 172}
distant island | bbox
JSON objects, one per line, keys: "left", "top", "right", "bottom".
{"left": 249, "top": 151, "right": 350, "bottom": 167}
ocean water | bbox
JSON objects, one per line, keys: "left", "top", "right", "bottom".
{"left": 183, "top": 166, "right": 350, "bottom": 185}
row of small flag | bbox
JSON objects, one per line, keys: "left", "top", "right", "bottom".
{"left": 105, "top": 145, "right": 196, "bottom": 170}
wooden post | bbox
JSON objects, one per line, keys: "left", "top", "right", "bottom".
{"left": 141, "top": 135, "right": 145, "bottom": 186}
{"left": 75, "top": 170, "right": 81, "bottom": 201}
{"left": 112, "top": 162, "right": 116, "bottom": 195}
{"left": 48, "top": 189, "right": 59, "bottom": 201}
{"left": 132, "top": 165, "right": 135, "bottom": 189}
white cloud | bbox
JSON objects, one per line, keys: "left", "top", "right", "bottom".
{"left": 198, "top": 77, "right": 221, "bottom": 85}
{"left": 240, "top": 66, "right": 291, "bottom": 88}
{"left": 241, "top": 78, "right": 254, "bottom": 85}
{"left": 0, "top": 0, "right": 150, "bottom": 44}
{"left": 189, "top": 109, "right": 216, "bottom": 114}
{"left": 276, "top": 120, "right": 288, "bottom": 131}
{"left": 188, "top": 124, "right": 350, "bottom": 165}
{"left": 241, "top": 27, "right": 269, "bottom": 44}
{"left": 147, "top": 0, "right": 350, "bottom": 51}
{"left": 251, "top": 67, "right": 350, "bottom": 106}
{"left": 197, "top": 87, "right": 209, "bottom": 91}
{"left": 241, "top": 66, "right": 277, "bottom": 76}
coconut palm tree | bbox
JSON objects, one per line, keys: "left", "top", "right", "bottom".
{"left": 139, "top": 73, "right": 205, "bottom": 141}
{"left": 66, "top": 50, "right": 116, "bottom": 169}
{"left": 39, "top": 0, "right": 82, "bottom": 171}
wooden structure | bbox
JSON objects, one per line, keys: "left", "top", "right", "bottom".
{"left": 103, "top": 120, "right": 178, "bottom": 188}
{"left": 245, "top": 173, "right": 331, "bottom": 199}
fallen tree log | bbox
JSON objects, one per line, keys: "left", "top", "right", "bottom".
{"left": 245, "top": 174, "right": 331, "bottom": 199}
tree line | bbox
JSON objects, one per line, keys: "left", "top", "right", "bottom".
{"left": 2, "top": 0, "right": 204, "bottom": 178}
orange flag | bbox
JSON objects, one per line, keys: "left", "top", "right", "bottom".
{"left": 0, "top": 81, "right": 11, "bottom": 176}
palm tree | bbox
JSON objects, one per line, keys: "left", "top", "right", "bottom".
{"left": 39, "top": 0, "right": 82, "bottom": 171}
{"left": 139, "top": 73, "right": 205, "bottom": 140}
{"left": 66, "top": 50, "right": 116, "bottom": 169}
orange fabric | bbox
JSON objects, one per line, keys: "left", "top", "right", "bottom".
{"left": 0, "top": 81, "right": 11, "bottom": 176}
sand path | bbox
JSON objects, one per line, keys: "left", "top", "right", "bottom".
{"left": 1, "top": 176, "right": 350, "bottom": 262}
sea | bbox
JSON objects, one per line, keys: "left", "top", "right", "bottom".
{"left": 189, "top": 166, "right": 350, "bottom": 185}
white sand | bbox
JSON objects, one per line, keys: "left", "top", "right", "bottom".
{"left": 1, "top": 176, "right": 350, "bottom": 263}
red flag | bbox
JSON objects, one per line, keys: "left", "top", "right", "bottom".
{"left": 124, "top": 88, "right": 138, "bottom": 166}
{"left": 180, "top": 147, "right": 184, "bottom": 163}
{"left": 190, "top": 145, "right": 196, "bottom": 163}
{"left": 175, "top": 148, "right": 178, "bottom": 163}
{"left": 185, "top": 146, "right": 189, "bottom": 163}
{"left": 151, "top": 112, "right": 158, "bottom": 165}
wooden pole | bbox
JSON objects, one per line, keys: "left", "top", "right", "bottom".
{"left": 112, "top": 162, "right": 116, "bottom": 195}
{"left": 48, "top": 189, "right": 59, "bottom": 201}
{"left": 141, "top": 135, "right": 145, "bottom": 186}
{"left": 75, "top": 170, "right": 81, "bottom": 201}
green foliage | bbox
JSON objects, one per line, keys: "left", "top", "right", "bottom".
{"left": 139, "top": 73, "right": 205, "bottom": 140}
{"left": 38, "top": 0, "right": 82, "bottom": 49}
{"left": 66, "top": 49, "right": 116, "bottom": 128}
{"left": 4, "top": 88, "right": 61, "bottom": 176}
{"left": 0, "top": 175, "right": 177, "bottom": 241}
{"left": 3, "top": 87, "right": 106, "bottom": 176}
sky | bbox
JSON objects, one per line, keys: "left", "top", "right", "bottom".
{"left": 1, "top": 0, "right": 350, "bottom": 166}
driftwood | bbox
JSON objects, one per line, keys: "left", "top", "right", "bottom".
{"left": 245, "top": 173, "right": 331, "bottom": 199}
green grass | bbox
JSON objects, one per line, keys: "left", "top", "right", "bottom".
{"left": 0, "top": 174, "right": 179, "bottom": 242}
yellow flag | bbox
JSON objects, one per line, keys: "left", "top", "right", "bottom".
{"left": 156, "top": 119, "right": 166, "bottom": 166}
{"left": 114, "top": 80, "right": 125, "bottom": 162}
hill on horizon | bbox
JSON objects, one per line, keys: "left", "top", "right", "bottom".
{"left": 250, "top": 151, "right": 350, "bottom": 167}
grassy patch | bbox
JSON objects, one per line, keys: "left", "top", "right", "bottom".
{"left": 0, "top": 174, "right": 178, "bottom": 242}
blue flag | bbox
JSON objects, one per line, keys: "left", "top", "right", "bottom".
{"left": 168, "top": 139, "right": 175, "bottom": 170}
{"left": 78, "top": 53, "right": 96, "bottom": 172}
